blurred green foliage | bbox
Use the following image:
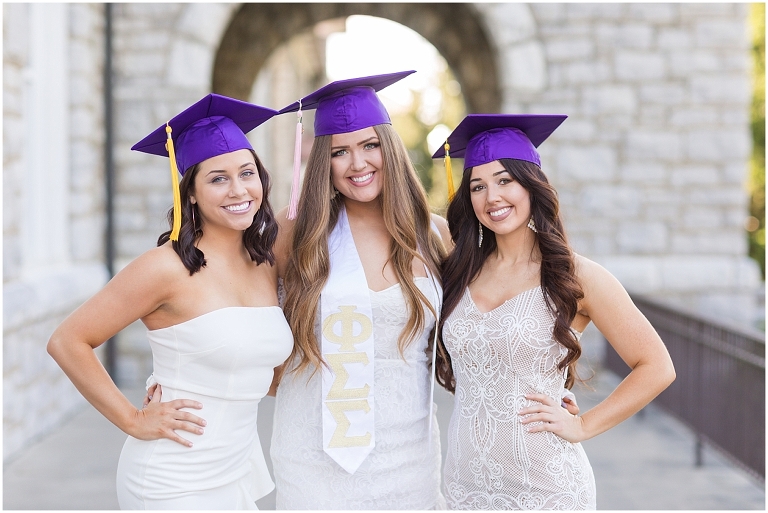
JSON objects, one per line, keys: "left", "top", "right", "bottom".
{"left": 749, "top": 3, "right": 765, "bottom": 278}
{"left": 390, "top": 65, "right": 466, "bottom": 214}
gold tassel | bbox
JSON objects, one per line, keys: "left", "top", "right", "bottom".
{"left": 165, "top": 123, "right": 182, "bottom": 241}
{"left": 444, "top": 142, "right": 455, "bottom": 200}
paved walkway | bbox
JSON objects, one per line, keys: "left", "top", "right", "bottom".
{"left": 4, "top": 369, "right": 764, "bottom": 510}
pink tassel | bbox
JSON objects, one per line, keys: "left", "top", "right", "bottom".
{"left": 287, "top": 107, "right": 302, "bottom": 220}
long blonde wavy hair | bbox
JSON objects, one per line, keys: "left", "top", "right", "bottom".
{"left": 282, "top": 123, "right": 446, "bottom": 376}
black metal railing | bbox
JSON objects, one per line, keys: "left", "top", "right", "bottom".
{"left": 604, "top": 294, "right": 765, "bottom": 481}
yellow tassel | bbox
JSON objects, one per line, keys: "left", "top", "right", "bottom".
{"left": 165, "top": 123, "right": 182, "bottom": 241}
{"left": 444, "top": 142, "right": 455, "bottom": 200}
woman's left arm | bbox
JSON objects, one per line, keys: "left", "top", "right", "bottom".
{"left": 521, "top": 255, "right": 675, "bottom": 442}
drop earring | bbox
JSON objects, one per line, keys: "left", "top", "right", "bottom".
{"left": 527, "top": 217, "right": 538, "bottom": 233}
{"left": 478, "top": 221, "right": 484, "bottom": 248}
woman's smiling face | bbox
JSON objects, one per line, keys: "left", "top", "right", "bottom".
{"left": 469, "top": 160, "right": 531, "bottom": 237}
{"left": 329, "top": 126, "right": 384, "bottom": 205}
{"left": 190, "top": 148, "right": 262, "bottom": 232}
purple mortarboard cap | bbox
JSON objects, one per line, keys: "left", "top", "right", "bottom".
{"left": 132, "top": 94, "right": 278, "bottom": 174}
{"left": 432, "top": 114, "right": 567, "bottom": 169}
{"left": 279, "top": 70, "right": 415, "bottom": 136}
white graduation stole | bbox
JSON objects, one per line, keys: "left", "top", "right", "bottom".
{"left": 321, "top": 207, "right": 376, "bottom": 474}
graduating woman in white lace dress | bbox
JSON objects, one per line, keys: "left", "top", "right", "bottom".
{"left": 433, "top": 115, "right": 676, "bottom": 510}
{"left": 270, "top": 72, "right": 452, "bottom": 509}
{"left": 48, "top": 95, "right": 293, "bottom": 509}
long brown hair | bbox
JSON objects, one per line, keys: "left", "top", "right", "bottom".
{"left": 282, "top": 123, "right": 446, "bottom": 376}
{"left": 158, "top": 149, "right": 277, "bottom": 274}
{"left": 436, "top": 158, "right": 583, "bottom": 392}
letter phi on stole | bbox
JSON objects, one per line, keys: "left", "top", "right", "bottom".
{"left": 321, "top": 305, "right": 375, "bottom": 473}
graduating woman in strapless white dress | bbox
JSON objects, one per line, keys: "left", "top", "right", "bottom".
{"left": 48, "top": 95, "right": 291, "bottom": 509}
{"left": 433, "top": 115, "right": 675, "bottom": 510}
{"left": 273, "top": 72, "right": 452, "bottom": 509}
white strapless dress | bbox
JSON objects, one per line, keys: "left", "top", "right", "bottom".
{"left": 270, "top": 278, "right": 445, "bottom": 510}
{"left": 116, "top": 307, "right": 293, "bottom": 510}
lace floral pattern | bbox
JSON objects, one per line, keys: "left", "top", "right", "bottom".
{"left": 271, "top": 278, "right": 445, "bottom": 509}
{"left": 443, "top": 286, "right": 596, "bottom": 510}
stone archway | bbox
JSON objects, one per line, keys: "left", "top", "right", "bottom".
{"left": 212, "top": 3, "right": 501, "bottom": 113}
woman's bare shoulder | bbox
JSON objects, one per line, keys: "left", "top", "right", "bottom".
{"left": 430, "top": 213, "right": 453, "bottom": 250}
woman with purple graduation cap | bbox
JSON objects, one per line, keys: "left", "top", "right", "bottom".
{"left": 269, "top": 71, "right": 452, "bottom": 509}
{"left": 47, "top": 94, "right": 293, "bottom": 509}
{"left": 432, "top": 115, "right": 676, "bottom": 509}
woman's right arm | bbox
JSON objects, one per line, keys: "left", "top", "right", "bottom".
{"left": 47, "top": 247, "right": 206, "bottom": 447}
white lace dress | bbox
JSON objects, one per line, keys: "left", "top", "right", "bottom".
{"left": 442, "top": 286, "right": 596, "bottom": 510}
{"left": 270, "top": 277, "right": 445, "bottom": 509}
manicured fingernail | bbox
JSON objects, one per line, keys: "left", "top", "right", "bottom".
{"left": 198, "top": 429, "right": 204, "bottom": 434}
{"left": 197, "top": 403, "right": 203, "bottom": 408}
{"left": 202, "top": 420, "right": 207, "bottom": 426}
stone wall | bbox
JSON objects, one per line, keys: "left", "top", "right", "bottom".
{"left": 5, "top": 5, "right": 761, "bottom": 451}
{"left": 3, "top": 3, "right": 110, "bottom": 461}
{"left": 107, "top": 4, "right": 761, "bottom": 387}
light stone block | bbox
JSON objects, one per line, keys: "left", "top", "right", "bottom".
{"left": 628, "top": 3, "right": 678, "bottom": 23}
{"left": 3, "top": 264, "right": 109, "bottom": 333}
{"left": 684, "top": 129, "right": 750, "bottom": 162}
{"left": 599, "top": 256, "right": 663, "bottom": 293}
{"left": 70, "top": 107, "right": 98, "bottom": 140}
{"left": 660, "top": 256, "right": 735, "bottom": 291}
{"left": 476, "top": 3, "right": 536, "bottom": 47}
{"left": 120, "top": 51, "right": 165, "bottom": 78}
{"left": 566, "top": 3, "right": 625, "bottom": 21}
{"left": 614, "top": 51, "right": 666, "bottom": 80}
{"left": 554, "top": 120, "right": 596, "bottom": 142}
{"left": 686, "top": 188, "right": 748, "bottom": 207}
{"left": 682, "top": 208, "right": 724, "bottom": 229}
{"left": 117, "top": 233, "right": 157, "bottom": 259}
{"left": 595, "top": 23, "right": 654, "bottom": 49}
{"left": 71, "top": 219, "right": 105, "bottom": 262}
{"left": 679, "top": 4, "right": 735, "bottom": 17}
{"left": 639, "top": 84, "right": 686, "bottom": 106}
{"left": 695, "top": 20, "right": 749, "bottom": 49}
{"left": 690, "top": 76, "right": 750, "bottom": 104}
{"left": 722, "top": 163, "right": 749, "bottom": 185}
{"left": 670, "top": 108, "right": 719, "bottom": 127}
{"left": 626, "top": 131, "right": 682, "bottom": 162}
{"left": 530, "top": 3, "right": 566, "bottom": 23}
{"left": 695, "top": 293, "right": 759, "bottom": 326}
{"left": 557, "top": 145, "right": 616, "bottom": 181}
{"left": 545, "top": 38, "right": 594, "bottom": 61}
{"left": 580, "top": 186, "right": 641, "bottom": 217}
{"left": 671, "top": 232, "right": 746, "bottom": 255}
{"left": 582, "top": 85, "right": 637, "bottom": 115}
{"left": 4, "top": 112, "right": 25, "bottom": 156}
{"left": 616, "top": 222, "right": 668, "bottom": 253}
{"left": 657, "top": 28, "right": 692, "bottom": 49}
{"left": 166, "top": 39, "right": 214, "bottom": 90}
{"left": 503, "top": 41, "right": 547, "bottom": 92}
{"left": 720, "top": 108, "right": 750, "bottom": 126}
{"left": 619, "top": 162, "right": 667, "bottom": 184}
{"left": 735, "top": 257, "right": 763, "bottom": 288}
{"left": 670, "top": 165, "right": 720, "bottom": 186}
{"left": 3, "top": 4, "right": 30, "bottom": 61}
{"left": 69, "top": 39, "right": 101, "bottom": 75}
{"left": 565, "top": 61, "right": 611, "bottom": 85}
{"left": 177, "top": 3, "right": 237, "bottom": 48}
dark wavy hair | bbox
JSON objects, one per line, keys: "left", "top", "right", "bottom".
{"left": 436, "top": 158, "right": 584, "bottom": 393}
{"left": 157, "top": 149, "right": 278, "bottom": 275}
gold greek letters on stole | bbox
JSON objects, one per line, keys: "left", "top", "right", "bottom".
{"left": 322, "top": 305, "right": 373, "bottom": 448}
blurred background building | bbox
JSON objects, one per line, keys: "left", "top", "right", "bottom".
{"left": 4, "top": 2, "right": 764, "bottom": 480}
